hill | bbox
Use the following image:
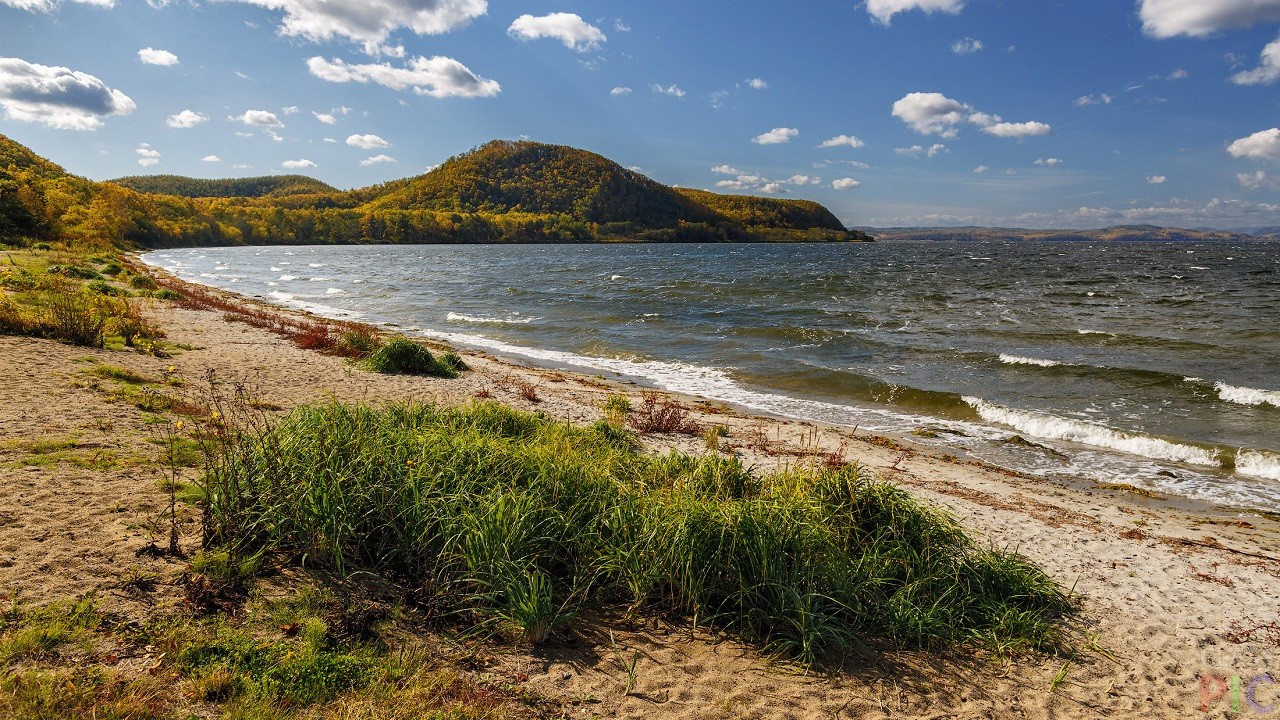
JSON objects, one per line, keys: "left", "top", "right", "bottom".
{"left": 0, "top": 134, "right": 868, "bottom": 247}
{"left": 864, "top": 225, "right": 1259, "bottom": 243}
{"left": 109, "top": 174, "right": 339, "bottom": 198}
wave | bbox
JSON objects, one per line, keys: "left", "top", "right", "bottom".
{"left": 325, "top": 288, "right": 344, "bottom": 295}
{"left": 963, "top": 397, "right": 1222, "bottom": 468}
{"left": 1236, "top": 450, "right": 1280, "bottom": 482}
{"left": 446, "top": 312, "right": 537, "bottom": 325}
{"left": 278, "top": 274, "right": 297, "bottom": 281}
{"left": 1213, "top": 382, "right": 1280, "bottom": 409}
{"left": 999, "top": 354, "right": 1063, "bottom": 367}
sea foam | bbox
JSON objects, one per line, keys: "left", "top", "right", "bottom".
{"left": 963, "top": 397, "right": 1221, "bottom": 468}
{"left": 999, "top": 354, "right": 1063, "bottom": 367}
{"left": 1236, "top": 451, "right": 1280, "bottom": 482}
{"left": 446, "top": 312, "right": 536, "bottom": 325}
{"left": 1214, "top": 382, "right": 1280, "bottom": 409}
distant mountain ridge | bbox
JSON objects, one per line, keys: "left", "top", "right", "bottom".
{"left": 109, "top": 174, "right": 339, "bottom": 198}
{"left": 862, "top": 225, "right": 1270, "bottom": 243}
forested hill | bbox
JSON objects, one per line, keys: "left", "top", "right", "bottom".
{"left": 1, "top": 133, "right": 869, "bottom": 248}
{"left": 109, "top": 174, "right": 338, "bottom": 198}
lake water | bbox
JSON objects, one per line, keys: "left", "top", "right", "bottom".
{"left": 143, "top": 241, "right": 1280, "bottom": 512}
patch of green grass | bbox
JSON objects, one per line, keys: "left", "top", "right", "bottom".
{"left": 199, "top": 401, "right": 1068, "bottom": 665}
{"left": 0, "top": 599, "right": 100, "bottom": 664}
{"left": 360, "top": 337, "right": 459, "bottom": 378}
{"left": 90, "top": 364, "right": 155, "bottom": 385}
{"left": 128, "top": 274, "right": 158, "bottom": 291}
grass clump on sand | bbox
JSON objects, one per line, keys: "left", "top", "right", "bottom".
{"left": 199, "top": 400, "right": 1067, "bottom": 664}
{"left": 361, "top": 337, "right": 460, "bottom": 378}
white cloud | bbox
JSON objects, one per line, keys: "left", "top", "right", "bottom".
{"left": 865, "top": 0, "right": 964, "bottom": 24}
{"left": 235, "top": 109, "right": 283, "bottom": 127}
{"left": 1152, "top": 68, "right": 1189, "bottom": 80}
{"left": 983, "top": 120, "right": 1052, "bottom": 138}
{"left": 234, "top": 131, "right": 253, "bottom": 138}
{"left": 1147, "top": 174, "right": 1167, "bottom": 184}
{"left": 760, "top": 182, "right": 783, "bottom": 194}
{"left": 832, "top": 177, "right": 861, "bottom": 190}
{"left": 346, "top": 133, "right": 389, "bottom": 149}
{"left": 891, "top": 92, "right": 971, "bottom": 137}
{"left": 651, "top": 83, "right": 685, "bottom": 97}
{"left": 0, "top": 57, "right": 135, "bottom": 130}
{"left": 1139, "top": 0, "right": 1280, "bottom": 38}
{"left": 508, "top": 13, "right": 605, "bottom": 52}
{"left": 788, "top": 175, "right": 820, "bottom": 185}
{"left": 314, "top": 112, "right": 336, "bottom": 123}
{"left": 0, "top": 0, "right": 115, "bottom": 11}
{"left": 136, "top": 144, "right": 160, "bottom": 166}
{"left": 951, "top": 37, "right": 983, "bottom": 55}
{"left": 166, "top": 109, "right": 207, "bottom": 128}
{"left": 973, "top": 165, "right": 988, "bottom": 173}
{"left": 202, "top": 155, "right": 220, "bottom": 162}
{"left": 282, "top": 159, "right": 316, "bottom": 169}
{"left": 711, "top": 165, "right": 740, "bottom": 175}
{"left": 819, "top": 134, "right": 865, "bottom": 149}
{"left": 752, "top": 127, "right": 798, "bottom": 145}
{"left": 281, "top": 105, "right": 299, "bottom": 114}
{"left": 1228, "top": 127, "right": 1280, "bottom": 161}
{"left": 360, "top": 154, "right": 396, "bottom": 165}
{"left": 1238, "top": 170, "right": 1276, "bottom": 189}
{"left": 219, "top": 0, "right": 487, "bottom": 55}
{"left": 138, "top": 47, "right": 178, "bottom": 66}
{"left": 745, "top": 77, "right": 768, "bottom": 89}
{"left": 895, "top": 143, "right": 947, "bottom": 158}
{"left": 1231, "top": 34, "right": 1280, "bottom": 85}
{"left": 714, "top": 180, "right": 747, "bottom": 190}
{"left": 1034, "top": 157, "right": 1063, "bottom": 167}
{"left": 614, "top": 19, "right": 630, "bottom": 32}
{"left": 609, "top": 86, "right": 632, "bottom": 96}
{"left": 1075, "top": 93, "right": 1113, "bottom": 106}
{"left": 323, "top": 137, "right": 337, "bottom": 143}
{"left": 308, "top": 55, "right": 500, "bottom": 98}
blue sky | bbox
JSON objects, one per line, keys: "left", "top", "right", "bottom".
{"left": 2, "top": 0, "right": 1279, "bottom": 229}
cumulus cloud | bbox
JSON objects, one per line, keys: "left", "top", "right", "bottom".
{"left": 138, "top": 47, "right": 179, "bottom": 66}
{"left": 893, "top": 91, "right": 1051, "bottom": 139}
{"left": 234, "top": 109, "right": 283, "bottom": 127}
{"left": 1238, "top": 170, "right": 1276, "bottom": 189}
{"left": 788, "top": 175, "right": 820, "bottom": 185}
{"left": 609, "top": 86, "right": 632, "bottom": 96}
{"left": 282, "top": 159, "right": 316, "bottom": 169}
{"left": 865, "top": 0, "right": 964, "bottom": 25}
{"left": 166, "top": 109, "right": 207, "bottom": 128}
{"left": 1147, "top": 174, "right": 1167, "bottom": 184}
{"left": 346, "top": 133, "right": 389, "bottom": 149}
{"left": 1075, "top": 93, "right": 1113, "bottom": 106}
{"left": 973, "top": 165, "right": 988, "bottom": 173}
{"left": 219, "top": 0, "right": 487, "bottom": 55}
{"left": 760, "top": 182, "right": 783, "bottom": 194}
{"left": 832, "top": 178, "right": 861, "bottom": 190}
{"left": 202, "top": 155, "right": 220, "bottom": 162}
{"left": 307, "top": 55, "right": 500, "bottom": 98}
{"left": 0, "top": 57, "right": 135, "bottom": 130}
{"left": 1139, "top": 0, "right": 1280, "bottom": 38}
{"left": 314, "top": 112, "right": 336, "bottom": 123}
{"left": 1228, "top": 127, "right": 1280, "bottom": 161}
{"left": 891, "top": 92, "right": 971, "bottom": 137}
{"left": 752, "top": 127, "right": 798, "bottom": 145}
{"left": 1231, "top": 34, "right": 1280, "bottom": 85}
{"left": 745, "top": 77, "right": 768, "bottom": 89}
{"left": 1152, "top": 68, "right": 1189, "bottom": 80}
{"left": 136, "top": 144, "right": 160, "bottom": 166}
{"left": 983, "top": 121, "right": 1052, "bottom": 138}
{"left": 819, "top": 134, "right": 865, "bottom": 149}
{"left": 711, "top": 165, "right": 822, "bottom": 193}
{"left": 1034, "top": 157, "right": 1063, "bottom": 166}
{"left": 651, "top": 83, "right": 685, "bottom": 97}
{"left": 507, "top": 13, "right": 605, "bottom": 52}
{"left": 711, "top": 165, "right": 740, "bottom": 175}
{"left": 895, "top": 143, "right": 947, "bottom": 157}
{"left": 951, "top": 37, "right": 983, "bottom": 55}
{"left": 360, "top": 154, "right": 396, "bottom": 165}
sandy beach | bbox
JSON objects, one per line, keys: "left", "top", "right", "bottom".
{"left": 3, "top": 269, "right": 1279, "bottom": 719}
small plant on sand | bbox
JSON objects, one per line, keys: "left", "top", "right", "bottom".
{"left": 602, "top": 393, "right": 631, "bottom": 428}
{"left": 43, "top": 284, "right": 106, "bottom": 347}
{"left": 333, "top": 327, "right": 383, "bottom": 358}
{"left": 704, "top": 424, "right": 729, "bottom": 451}
{"left": 361, "top": 337, "right": 458, "bottom": 377}
{"left": 628, "top": 391, "right": 702, "bottom": 435}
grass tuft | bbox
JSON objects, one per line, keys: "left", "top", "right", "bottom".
{"left": 361, "top": 337, "right": 458, "bottom": 378}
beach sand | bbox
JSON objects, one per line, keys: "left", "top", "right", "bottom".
{"left": 2, "top": 282, "right": 1278, "bottom": 719}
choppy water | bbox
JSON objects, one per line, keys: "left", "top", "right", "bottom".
{"left": 144, "top": 241, "right": 1280, "bottom": 512}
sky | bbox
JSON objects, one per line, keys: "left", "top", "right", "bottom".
{"left": 1, "top": 0, "right": 1279, "bottom": 230}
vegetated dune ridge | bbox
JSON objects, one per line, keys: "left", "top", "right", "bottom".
{"left": 1, "top": 258, "right": 1277, "bottom": 719}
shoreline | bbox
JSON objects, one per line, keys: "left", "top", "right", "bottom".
{"left": 2, "top": 254, "right": 1278, "bottom": 717}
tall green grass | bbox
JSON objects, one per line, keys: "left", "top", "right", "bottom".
{"left": 198, "top": 401, "right": 1066, "bottom": 664}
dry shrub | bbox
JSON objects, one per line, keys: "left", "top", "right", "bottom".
{"left": 628, "top": 391, "right": 702, "bottom": 435}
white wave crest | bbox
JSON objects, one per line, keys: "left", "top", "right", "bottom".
{"left": 1077, "top": 329, "right": 1112, "bottom": 336}
{"left": 325, "top": 288, "right": 344, "bottom": 295}
{"left": 1214, "top": 382, "right": 1280, "bottom": 409}
{"left": 963, "top": 397, "right": 1221, "bottom": 467}
{"left": 446, "top": 312, "right": 536, "bottom": 325}
{"left": 1236, "top": 451, "right": 1280, "bottom": 482}
{"left": 278, "top": 274, "right": 297, "bottom": 281}
{"left": 999, "top": 354, "right": 1062, "bottom": 367}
